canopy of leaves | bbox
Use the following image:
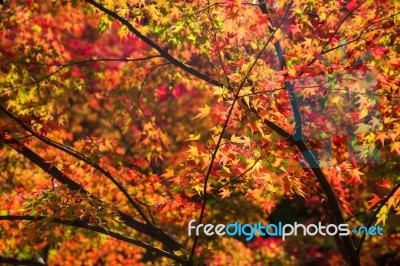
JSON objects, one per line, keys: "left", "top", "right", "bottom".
{"left": 0, "top": 0, "right": 399, "bottom": 265}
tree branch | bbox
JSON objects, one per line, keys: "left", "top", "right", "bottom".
{"left": 0, "top": 215, "right": 186, "bottom": 264}
{"left": 16, "top": 55, "right": 162, "bottom": 67}
{"left": 6, "top": 55, "right": 163, "bottom": 90}
{"left": 258, "top": 3, "right": 360, "bottom": 265}
{"left": 306, "top": 0, "right": 367, "bottom": 67}
{"left": 84, "top": 0, "right": 223, "bottom": 87}
{"left": 188, "top": 2, "right": 294, "bottom": 263}
{"left": 1, "top": 138, "right": 183, "bottom": 252}
{"left": 356, "top": 183, "right": 400, "bottom": 253}
{"left": 0, "top": 105, "right": 152, "bottom": 225}
{"left": 320, "top": 11, "right": 400, "bottom": 55}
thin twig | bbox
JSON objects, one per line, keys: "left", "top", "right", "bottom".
{"left": 13, "top": 55, "right": 162, "bottom": 67}
{"left": 4, "top": 56, "right": 161, "bottom": 90}
{"left": 188, "top": 1, "right": 294, "bottom": 263}
{"left": 356, "top": 183, "right": 400, "bottom": 253}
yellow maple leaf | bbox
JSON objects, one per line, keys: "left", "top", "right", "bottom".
{"left": 186, "top": 133, "right": 201, "bottom": 141}
{"left": 375, "top": 205, "right": 388, "bottom": 226}
{"left": 161, "top": 168, "right": 174, "bottom": 179}
{"left": 192, "top": 104, "right": 210, "bottom": 120}
{"left": 390, "top": 142, "right": 400, "bottom": 155}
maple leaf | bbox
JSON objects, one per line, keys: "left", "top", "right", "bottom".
{"left": 375, "top": 132, "right": 387, "bottom": 146}
{"left": 375, "top": 205, "right": 388, "bottom": 226}
{"left": 161, "top": 168, "right": 175, "bottom": 179}
{"left": 261, "top": 200, "right": 276, "bottom": 213}
{"left": 192, "top": 104, "right": 210, "bottom": 120}
{"left": 377, "top": 179, "right": 392, "bottom": 189}
{"left": 370, "top": 116, "right": 382, "bottom": 130}
{"left": 288, "top": 24, "right": 301, "bottom": 37}
{"left": 1, "top": 0, "right": 399, "bottom": 263}
{"left": 186, "top": 133, "right": 201, "bottom": 141}
{"left": 219, "top": 189, "right": 232, "bottom": 200}
{"left": 372, "top": 47, "right": 386, "bottom": 57}
{"left": 387, "top": 190, "right": 399, "bottom": 210}
{"left": 346, "top": 1, "right": 358, "bottom": 11}
{"left": 367, "top": 193, "right": 382, "bottom": 212}
{"left": 231, "top": 57, "right": 246, "bottom": 67}
{"left": 390, "top": 142, "right": 400, "bottom": 155}
{"left": 354, "top": 123, "right": 372, "bottom": 134}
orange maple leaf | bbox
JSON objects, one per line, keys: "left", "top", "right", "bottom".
{"left": 219, "top": 189, "right": 231, "bottom": 200}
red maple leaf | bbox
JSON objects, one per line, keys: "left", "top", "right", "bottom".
{"left": 346, "top": 1, "right": 357, "bottom": 11}
{"left": 366, "top": 193, "right": 382, "bottom": 212}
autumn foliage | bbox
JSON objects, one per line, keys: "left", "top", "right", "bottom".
{"left": 0, "top": 0, "right": 399, "bottom": 265}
